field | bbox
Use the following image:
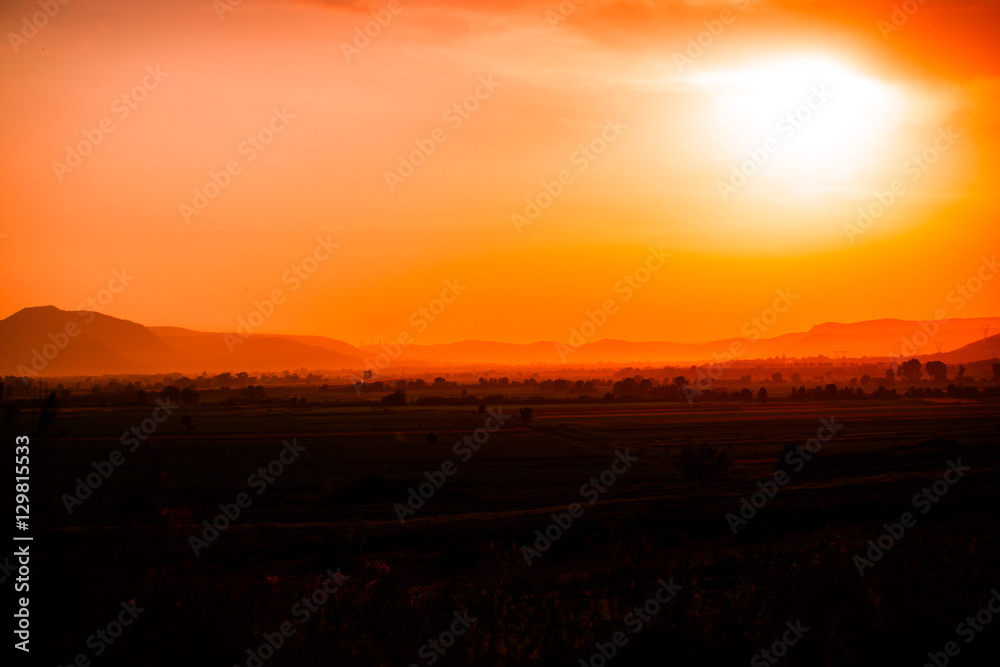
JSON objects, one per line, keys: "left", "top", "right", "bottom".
{"left": 12, "top": 397, "right": 1000, "bottom": 666}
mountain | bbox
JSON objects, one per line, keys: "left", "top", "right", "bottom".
{"left": 2, "top": 307, "right": 999, "bottom": 377}
{"left": 932, "top": 333, "right": 1000, "bottom": 364}
{"left": 147, "top": 326, "right": 365, "bottom": 372}
{"left": 388, "top": 318, "right": 1000, "bottom": 365}
{"left": 0, "top": 307, "right": 362, "bottom": 377}
{"left": 0, "top": 306, "right": 177, "bottom": 376}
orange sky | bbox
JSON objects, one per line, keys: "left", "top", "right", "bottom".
{"left": 1, "top": 0, "right": 997, "bottom": 345}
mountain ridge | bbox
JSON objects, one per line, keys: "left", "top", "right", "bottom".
{"left": 1, "top": 306, "right": 998, "bottom": 376}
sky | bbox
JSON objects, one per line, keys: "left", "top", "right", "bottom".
{"left": 1, "top": 0, "right": 998, "bottom": 345}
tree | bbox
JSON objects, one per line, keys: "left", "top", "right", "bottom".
{"left": 37, "top": 391, "right": 58, "bottom": 433}
{"left": 925, "top": 360, "right": 947, "bottom": 382}
{"left": 757, "top": 387, "right": 768, "bottom": 401}
{"left": 956, "top": 365, "right": 966, "bottom": 382}
{"left": 379, "top": 390, "right": 406, "bottom": 406}
{"left": 160, "top": 385, "right": 182, "bottom": 403}
{"left": 771, "top": 372, "right": 783, "bottom": 383}
{"left": 519, "top": 406, "right": 534, "bottom": 421}
{"left": 994, "top": 363, "right": 1000, "bottom": 382}
{"left": 613, "top": 377, "right": 639, "bottom": 396}
{"left": 180, "top": 386, "right": 200, "bottom": 405}
{"left": 900, "top": 358, "right": 924, "bottom": 381}
{"left": 885, "top": 368, "right": 896, "bottom": 384}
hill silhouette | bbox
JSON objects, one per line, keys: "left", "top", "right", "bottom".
{"left": 932, "top": 333, "right": 1000, "bottom": 364}
{"left": 0, "top": 307, "right": 361, "bottom": 376}
{"left": 388, "top": 317, "right": 1000, "bottom": 364}
{"left": 1, "top": 306, "right": 999, "bottom": 376}
{"left": 0, "top": 306, "right": 176, "bottom": 376}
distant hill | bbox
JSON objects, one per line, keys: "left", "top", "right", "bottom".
{"left": 149, "top": 329, "right": 364, "bottom": 374}
{"left": 2, "top": 307, "right": 999, "bottom": 376}
{"left": 0, "top": 307, "right": 362, "bottom": 377}
{"left": 0, "top": 306, "right": 177, "bottom": 376}
{"left": 931, "top": 333, "right": 1000, "bottom": 364}
{"left": 389, "top": 317, "right": 1000, "bottom": 365}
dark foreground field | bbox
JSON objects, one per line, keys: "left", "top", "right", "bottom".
{"left": 12, "top": 399, "right": 1000, "bottom": 666}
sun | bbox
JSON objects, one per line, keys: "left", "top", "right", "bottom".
{"left": 688, "top": 54, "right": 910, "bottom": 198}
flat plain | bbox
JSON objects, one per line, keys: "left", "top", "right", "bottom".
{"left": 18, "top": 397, "right": 1000, "bottom": 666}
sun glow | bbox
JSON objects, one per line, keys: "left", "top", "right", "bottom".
{"left": 691, "top": 55, "right": 910, "bottom": 198}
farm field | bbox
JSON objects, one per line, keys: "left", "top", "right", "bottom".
{"left": 15, "top": 398, "right": 1000, "bottom": 666}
